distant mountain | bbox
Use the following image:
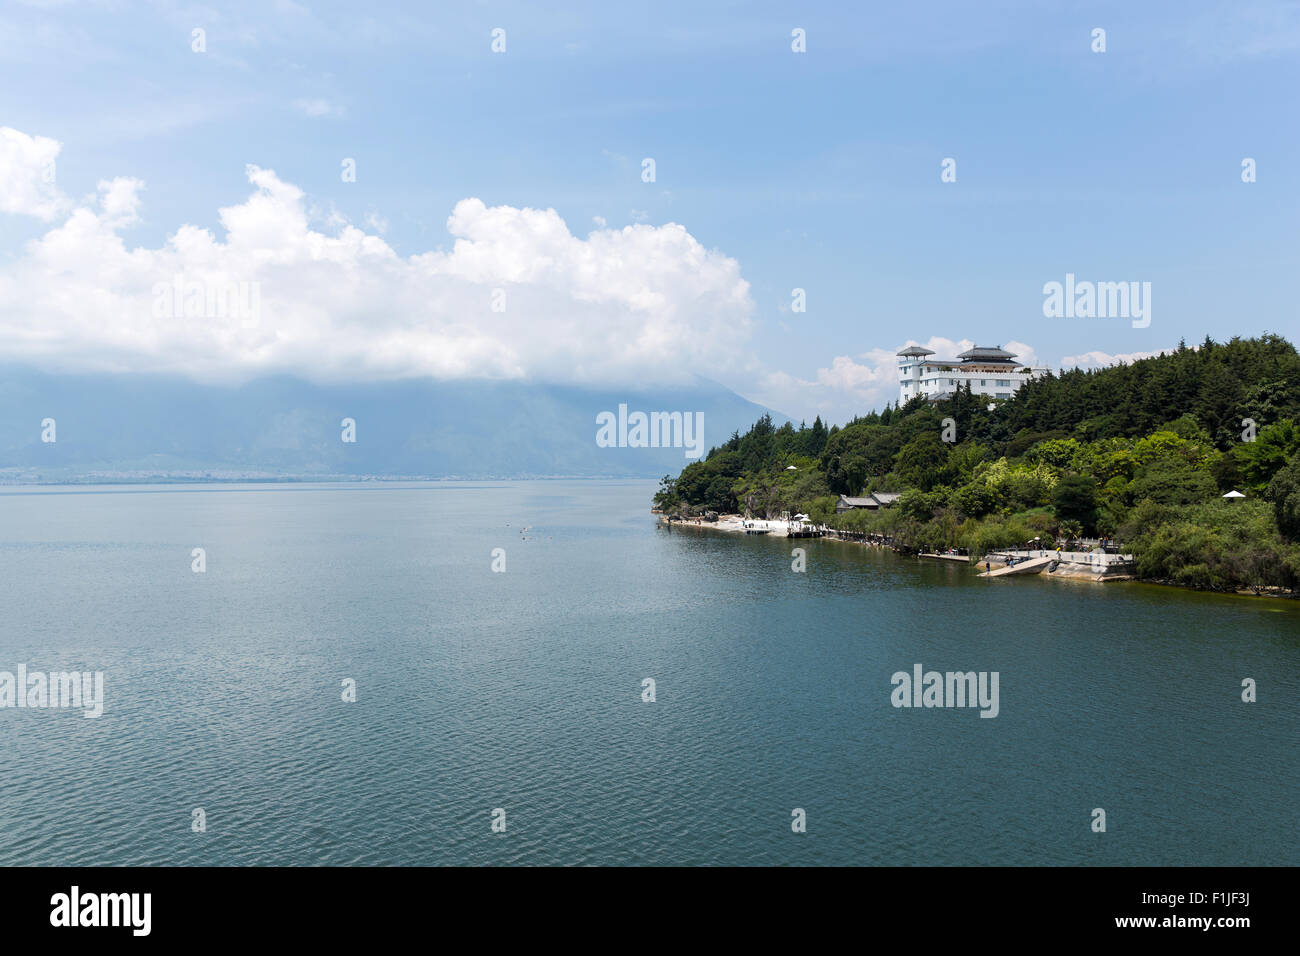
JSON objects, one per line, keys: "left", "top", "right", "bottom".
{"left": 0, "top": 366, "right": 786, "bottom": 480}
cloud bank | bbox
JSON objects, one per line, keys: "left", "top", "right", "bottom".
{"left": 1060, "top": 348, "right": 1175, "bottom": 369}
{"left": 0, "top": 127, "right": 753, "bottom": 387}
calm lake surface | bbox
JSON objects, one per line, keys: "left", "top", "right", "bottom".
{"left": 0, "top": 480, "right": 1296, "bottom": 866}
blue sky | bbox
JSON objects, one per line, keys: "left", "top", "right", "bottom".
{"left": 1, "top": 0, "right": 1298, "bottom": 424}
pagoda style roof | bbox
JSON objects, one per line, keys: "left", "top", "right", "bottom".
{"left": 957, "top": 345, "right": 1018, "bottom": 363}
{"left": 837, "top": 493, "right": 901, "bottom": 508}
{"left": 897, "top": 345, "right": 935, "bottom": 357}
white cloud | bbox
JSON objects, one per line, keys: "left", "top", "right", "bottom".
{"left": 0, "top": 131, "right": 754, "bottom": 387}
{"left": 96, "top": 176, "right": 144, "bottom": 228}
{"left": 1060, "top": 348, "right": 1174, "bottom": 370}
{"left": 0, "top": 126, "right": 68, "bottom": 220}
{"left": 292, "top": 98, "right": 341, "bottom": 117}
{"left": 815, "top": 353, "right": 894, "bottom": 392}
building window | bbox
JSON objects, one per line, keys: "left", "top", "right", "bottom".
{"left": 996, "top": 380, "right": 1011, "bottom": 387}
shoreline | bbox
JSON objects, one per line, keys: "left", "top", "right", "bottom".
{"left": 656, "top": 512, "right": 1299, "bottom": 602}
{"left": 659, "top": 514, "right": 828, "bottom": 538}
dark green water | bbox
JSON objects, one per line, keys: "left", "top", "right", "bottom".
{"left": 0, "top": 480, "right": 1295, "bottom": 865}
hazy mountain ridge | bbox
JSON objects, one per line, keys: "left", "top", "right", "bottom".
{"left": 0, "top": 367, "right": 784, "bottom": 480}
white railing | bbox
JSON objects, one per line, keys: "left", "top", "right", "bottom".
{"left": 987, "top": 548, "right": 1133, "bottom": 566}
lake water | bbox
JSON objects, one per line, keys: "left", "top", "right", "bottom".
{"left": 0, "top": 480, "right": 1295, "bottom": 866}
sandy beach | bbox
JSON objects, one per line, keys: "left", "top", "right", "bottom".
{"left": 658, "top": 514, "right": 814, "bottom": 536}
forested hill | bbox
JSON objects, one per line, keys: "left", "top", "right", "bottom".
{"left": 654, "top": 335, "right": 1300, "bottom": 594}
{"left": 996, "top": 334, "right": 1299, "bottom": 446}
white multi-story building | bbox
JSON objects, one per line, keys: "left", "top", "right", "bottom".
{"left": 897, "top": 345, "right": 1047, "bottom": 405}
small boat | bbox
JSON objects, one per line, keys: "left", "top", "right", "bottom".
{"left": 744, "top": 527, "right": 771, "bottom": 535}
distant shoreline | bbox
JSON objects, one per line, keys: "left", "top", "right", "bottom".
{"left": 0, "top": 474, "right": 664, "bottom": 486}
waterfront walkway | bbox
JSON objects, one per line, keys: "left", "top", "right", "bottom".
{"left": 979, "top": 554, "right": 1054, "bottom": 577}
{"left": 980, "top": 548, "right": 1136, "bottom": 580}
{"left": 988, "top": 548, "right": 1134, "bottom": 568}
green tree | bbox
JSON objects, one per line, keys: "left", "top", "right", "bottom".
{"left": 1128, "top": 456, "right": 1217, "bottom": 506}
{"left": 1237, "top": 420, "right": 1300, "bottom": 491}
{"left": 652, "top": 474, "right": 678, "bottom": 510}
{"left": 896, "top": 433, "right": 948, "bottom": 491}
{"left": 951, "top": 481, "right": 997, "bottom": 519}
{"left": 1267, "top": 456, "right": 1300, "bottom": 541}
{"left": 1052, "top": 475, "right": 1099, "bottom": 532}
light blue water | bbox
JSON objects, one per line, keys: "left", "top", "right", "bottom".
{"left": 0, "top": 480, "right": 1295, "bottom": 865}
